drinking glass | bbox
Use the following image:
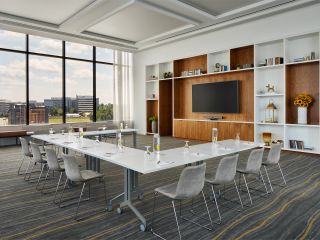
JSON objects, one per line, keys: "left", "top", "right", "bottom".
{"left": 49, "top": 128, "right": 54, "bottom": 135}
{"left": 61, "top": 129, "right": 65, "bottom": 135}
{"left": 236, "top": 132, "right": 240, "bottom": 143}
{"left": 184, "top": 140, "right": 190, "bottom": 153}
{"left": 102, "top": 125, "right": 107, "bottom": 130}
{"left": 212, "top": 128, "right": 218, "bottom": 144}
{"left": 95, "top": 136, "right": 100, "bottom": 143}
{"left": 144, "top": 146, "right": 151, "bottom": 160}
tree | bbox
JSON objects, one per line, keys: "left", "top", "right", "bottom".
{"left": 96, "top": 103, "right": 113, "bottom": 121}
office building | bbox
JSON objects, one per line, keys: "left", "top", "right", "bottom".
{"left": 0, "top": 1, "right": 320, "bottom": 239}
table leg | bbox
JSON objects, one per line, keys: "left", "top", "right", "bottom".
{"left": 118, "top": 168, "right": 147, "bottom": 232}
{"left": 133, "top": 132, "right": 137, "bottom": 148}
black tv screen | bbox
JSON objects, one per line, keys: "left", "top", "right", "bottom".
{"left": 192, "top": 80, "right": 240, "bottom": 113}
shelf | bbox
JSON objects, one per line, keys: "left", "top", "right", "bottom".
{"left": 283, "top": 147, "right": 317, "bottom": 154}
{"left": 146, "top": 79, "right": 159, "bottom": 82}
{"left": 146, "top": 98, "right": 158, "bottom": 101}
{"left": 175, "top": 68, "right": 254, "bottom": 79}
{"left": 174, "top": 118, "right": 254, "bottom": 124}
{"left": 146, "top": 132, "right": 157, "bottom": 135}
{"left": 286, "top": 59, "right": 319, "bottom": 66}
{"left": 158, "top": 78, "right": 172, "bottom": 81}
{"left": 255, "top": 64, "right": 284, "bottom": 70}
{"left": 256, "top": 122, "right": 284, "bottom": 126}
{"left": 286, "top": 123, "right": 320, "bottom": 128}
{"left": 255, "top": 93, "right": 284, "bottom": 97}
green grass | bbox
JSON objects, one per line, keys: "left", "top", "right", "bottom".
{"left": 49, "top": 117, "right": 91, "bottom": 124}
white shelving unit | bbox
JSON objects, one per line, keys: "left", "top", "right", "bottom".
{"left": 145, "top": 31, "right": 320, "bottom": 154}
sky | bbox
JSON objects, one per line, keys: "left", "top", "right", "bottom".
{"left": 0, "top": 30, "right": 114, "bottom": 104}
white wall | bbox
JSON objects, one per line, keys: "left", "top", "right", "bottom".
{"left": 133, "top": 3, "right": 320, "bottom": 134}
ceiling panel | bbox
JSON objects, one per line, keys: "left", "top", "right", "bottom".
{"left": 180, "top": 0, "right": 265, "bottom": 15}
{"left": 0, "top": 0, "right": 94, "bottom": 24}
{"left": 87, "top": 2, "right": 192, "bottom": 42}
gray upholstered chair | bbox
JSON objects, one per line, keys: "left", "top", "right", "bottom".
{"left": 236, "top": 148, "right": 268, "bottom": 205}
{"left": 42, "top": 147, "right": 65, "bottom": 202}
{"left": 27, "top": 143, "right": 47, "bottom": 189}
{"left": 18, "top": 137, "right": 33, "bottom": 176}
{"left": 59, "top": 155, "right": 107, "bottom": 220}
{"left": 151, "top": 163, "right": 213, "bottom": 240}
{"left": 205, "top": 154, "right": 242, "bottom": 224}
{"left": 262, "top": 143, "right": 286, "bottom": 192}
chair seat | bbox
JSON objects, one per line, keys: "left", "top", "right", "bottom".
{"left": 205, "top": 175, "right": 231, "bottom": 185}
{"left": 236, "top": 168, "right": 259, "bottom": 175}
{"left": 80, "top": 170, "right": 103, "bottom": 181}
{"left": 262, "top": 161, "right": 275, "bottom": 166}
{"left": 155, "top": 182, "right": 178, "bottom": 199}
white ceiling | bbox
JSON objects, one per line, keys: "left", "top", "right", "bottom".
{"left": 0, "top": 0, "right": 318, "bottom": 51}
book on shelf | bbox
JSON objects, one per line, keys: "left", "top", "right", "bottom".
{"left": 289, "top": 140, "right": 306, "bottom": 150}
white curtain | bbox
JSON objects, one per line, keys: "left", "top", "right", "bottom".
{"left": 113, "top": 51, "right": 133, "bottom": 123}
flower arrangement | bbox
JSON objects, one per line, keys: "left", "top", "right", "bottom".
{"left": 149, "top": 116, "right": 157, "bottom": 122}
{"left": 293, "top": 94, "right": 313, "bottom": 108}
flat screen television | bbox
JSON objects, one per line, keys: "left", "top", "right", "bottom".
{"left": 192, "top": 80, "right": 240, "bottom": 113}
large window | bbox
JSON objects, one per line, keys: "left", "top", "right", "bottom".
{"left": 0, "top": 51, "right": 26, "bottom": 125}
{"left": 0, "top": 29, "right": 122, "bottom": 126}
{"left": 96, "top": 64, "right": 113, "bottom": 121}
{"left": 29, "top": 56, "right": 62, "bottom": 124}
{"left": 66, "top": 60, "right": 93, "bottom": 123}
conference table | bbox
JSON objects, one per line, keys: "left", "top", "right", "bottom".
{"left": 32, "top": 132, "right": 260, "bottom": 232}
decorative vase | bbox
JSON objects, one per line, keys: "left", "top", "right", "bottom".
{"left": 151, "top": 121, "right": 157, "bottom": 133}
{"left": 297, "top": 107, "right": 307, "bottom": 124}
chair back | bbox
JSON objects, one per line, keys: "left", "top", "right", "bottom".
{"left": 30, "top": 142, "right": 43, "bottom": 163}
{"left": 175, "top": 163, "right": 206, "bottom": 199}
{"left": 62, "top": 155, "right": 83, "bottom": 182}
{"left": 246, "top": 148, "right": 264, "bottom": 172}
{"left": 214, "top": 154, "right": 239, "bottom": 183}
{"left": 45, "top": 147, "right": 61, "bottom": 170}
{"left": 20, "top": 137, "right": 31, "bottom": 156}
{"left": 266, "top": 143, "right": 281, "bottom": 164}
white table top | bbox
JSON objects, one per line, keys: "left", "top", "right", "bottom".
{"left": 81, "top": 128, "right": 138, "bottom": 136}
{"left": 32, "top": 133, "right": 260, "bottom": 174}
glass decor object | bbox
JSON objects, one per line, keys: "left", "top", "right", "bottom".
{"left": 262, "top": 132, "right": 272, "bottom": 146}
{"left": 265, "top": 100, "right": 277, "bottom": 123}
{"left": 212, "top": 128, "right": 218, "bottom": 144}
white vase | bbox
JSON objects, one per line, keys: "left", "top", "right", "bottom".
{"left": 151, "top": 121, "right": 157, "bottom": 133}
{"left": 297, "top": 107, "right": 307, "bottom": 124}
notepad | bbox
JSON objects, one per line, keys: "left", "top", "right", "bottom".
{"left": 157, "top": 161, "right": 175, "bottom": 166}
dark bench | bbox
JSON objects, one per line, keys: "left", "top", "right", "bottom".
{"left": 0, "top": 130, "right": 29, "bottom": 146}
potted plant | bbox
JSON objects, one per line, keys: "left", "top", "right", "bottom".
{"left": 293, "top": 94, "right": 313, "bottom": 124}
{"left": 149, "top": 116, "right": 157, "bottom": 133}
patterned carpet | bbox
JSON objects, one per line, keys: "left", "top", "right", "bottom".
{"left": 0, "top": 135, "right": 319, "bottom": 240}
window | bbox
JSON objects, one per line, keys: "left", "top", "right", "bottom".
{"left": 96, "top": 47, "right": 113, "bottom": 63}
{"left": 0, "top": 30, "right": 25, "bottom": 51}
{"left": 66, "top": 42, "right": 92, "bottom": 60}
{"left": 0, "top": 51, "right": 26, "bottom": 125}
{"left": 96, "top": 64, "right": 113, "bottom": 121}
{"left": 29, "top": 56, "right": 62, "bottom": 124}
{"left": 29, "top": 35, "right": 62, "bottom": 56}
{"left": 66, "top": 60, "right": 93, "bottom": 123}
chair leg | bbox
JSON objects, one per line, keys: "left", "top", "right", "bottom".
{"left": 54, "top": 172, "right": 63, "bottom": 203}
{"left": 17, "top": 156, "right": 25, "bottom": 175}
{"left": 59, "top": 178, "right": 68, "bottom": 207}
{"left": 234, "top": 179, "right": 243, "bottom": 208}
{"left": 40, "top": 168, "right": 50, "bottom": 191}
{"left": 278, "top": 163, "right": 287, "bottom": 186}
{"left": 242, "top": 174, "right": 252, "bottom": 205}
{"left": 102, "top": 179, "right": 107, "bottom": 204}
{"left": 75, "top": 182, "right": 86, "bottom": 220}
{"left": 201, "top": 190, "right": 214, "bottom": 229}
{"left": 264, "top": 166, "right": 274, "bottom": 192}
{"left": 36, "top": 164, "right": 46, "bottom": 189}
{"left": 150, "top": 192, "right": 157, "bottom": 230}
{"left": 259, "top": 170, "right": 269, "bottom": 194}
{"left": 172, "top": 200, "right": 182, "bottom": 240}
{"left": 211, "top": 185, "right": 222, "bottom": 223}
{"left": 27, "top": 162, "right": 36, "bottom": 181}
{"left": 23, "top": 159, "right": 32, "bottom": 180}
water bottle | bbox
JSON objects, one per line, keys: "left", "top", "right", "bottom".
{"left": 153, "top": 134, "right": 160, "bottom": 154}
{"left": 116, "top": 130, "right": 123, "bottom": 152}
{"left": 120, "top": 122, "right": 124, "bottom": 130}
{"left": 212, "top": 128, "right": 218, "bottom": 144}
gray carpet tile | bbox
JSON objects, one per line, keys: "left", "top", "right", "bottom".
{"left": 0, "top": 135, "right": 319, "bottom": 239}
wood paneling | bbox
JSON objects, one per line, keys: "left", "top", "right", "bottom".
{"left": 159, "top": 80, "right": 173, "bottom": 136}
{"left": 230, "top": 45, "right": 254, "bottom": 70}
{"left": 174, "top": 70, "right": 254, "bottom": 122}
{"left": 146, "top": 100, "right": 158, "bottom": 133}
{"left": 286, "top": 62, "right": 319, "bottom": 125}
{"left": 174, "top": 55, "right": 207, "bottom": 77}
{"left": 173, "top": 120, "right": 254, "bottom": 141}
